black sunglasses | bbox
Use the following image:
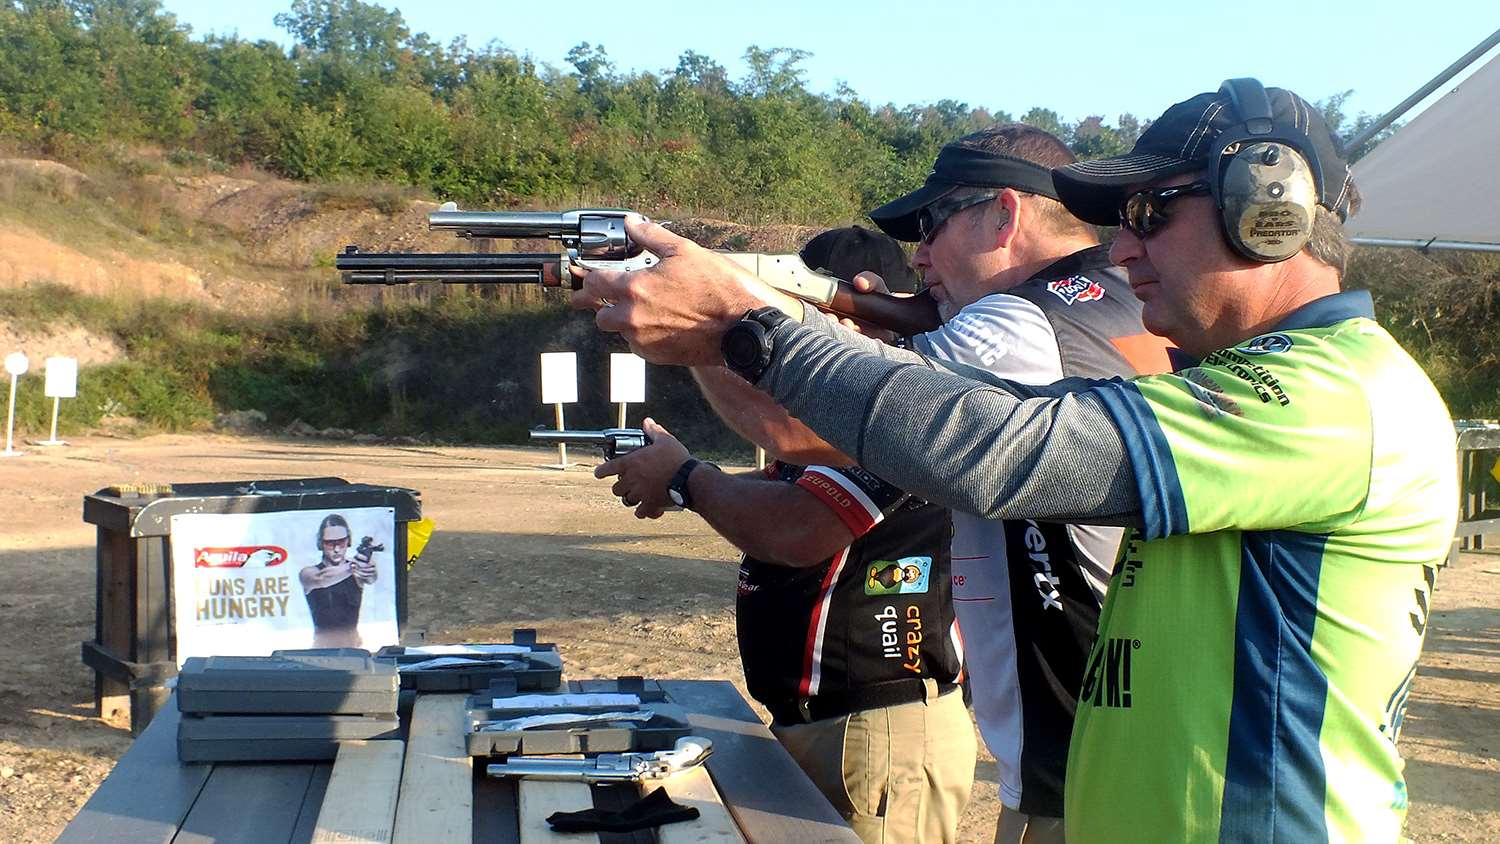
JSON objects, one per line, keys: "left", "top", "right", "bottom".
{"left": 1118, "top": 180, "right": 1212, "bottom": 238}
{"left": 918, "top": 191, "right": 998, "bottom": 244}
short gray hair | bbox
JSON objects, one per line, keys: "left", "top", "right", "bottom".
{"left": 1305, "top": 183, "right": 1362, "bottom": 278}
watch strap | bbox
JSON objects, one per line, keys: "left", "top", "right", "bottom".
{"left": 669, "top": 458, "right": 705, "bottom": 511}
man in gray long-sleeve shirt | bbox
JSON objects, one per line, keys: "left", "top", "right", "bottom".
{"left": 574, "top": 79, "right": 1458, "bottom": 843}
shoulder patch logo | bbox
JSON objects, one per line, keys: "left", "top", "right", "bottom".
{"left": 1046, "top": 275, "right": 1105, "bottom": 305}
{"left": 1237, "top": 333, "right": 1293, "bottom": 355}
{"left": 865, "top": 556, "right": 932, "bottom": 595}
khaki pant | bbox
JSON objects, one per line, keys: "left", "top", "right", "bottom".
{"left": 771, "top": 682, "right": 977, "bottom": 844}
{"left": 994, "top": 806, "right": 1066, "bottom": 844}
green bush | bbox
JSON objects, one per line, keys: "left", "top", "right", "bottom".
{"left": 0, "top": 285, "right": 750, "bottom": 455}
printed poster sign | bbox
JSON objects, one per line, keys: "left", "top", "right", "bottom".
{"left": 170, "top": 507, "right": 399, "bottom": 664}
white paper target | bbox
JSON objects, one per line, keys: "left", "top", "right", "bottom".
{"left": 609, "top": 353, "right": 645, "bottom": 404}
{"left": 44, "top": 357, "right": 78, "bottom": 398}
{"left": 539, "top": 352, "right": 578, "bottom": 404}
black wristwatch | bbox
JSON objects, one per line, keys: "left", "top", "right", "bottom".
{"left": 668, "top": 458, "right": 712, "bottom": 510}
{"left": 721, "top": 307, "right": 795, "bottom": 383}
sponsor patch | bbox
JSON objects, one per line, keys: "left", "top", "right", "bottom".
{"left": 1237, "top": 333, "right": 1293, "bottom": 355}
{"left": 1046, "top": 275, "right": 1105, "bottom": 305}
{"left": 193, "top": 546, "right": 288, "bottom": 568}
{"left": 865, "top": 556, "right": 932, "bottom": 595}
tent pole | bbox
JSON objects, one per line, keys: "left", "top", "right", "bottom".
{"left": 1352, "top": 237, "right": 1500, "bottom": 254}
{"left": 1346, "top": 28, "right": 1500, "bottom": 156}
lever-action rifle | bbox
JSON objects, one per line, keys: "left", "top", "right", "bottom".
{"left": 337, "top": 205, "right": 941, "bottom": 336}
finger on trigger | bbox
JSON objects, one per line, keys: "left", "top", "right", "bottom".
{"left": 581, "top": 266, "right": 628, "bottom": 303}
{"left": 570, "top": 288, "right": 602, "bottom": 311}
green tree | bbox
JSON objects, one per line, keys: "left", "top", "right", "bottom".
{"left": 1020, "top": 106, "right": 1067, "bottom": 140}
{"left": 1316, "top": 89, "right": 1399, "bottom": 163}
{"left": 1071, "top": 115, "right": 1129, "bottom": 159}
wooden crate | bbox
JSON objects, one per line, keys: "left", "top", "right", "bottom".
{"left": 81, "top": 477, "right": 422, "bottom": 735}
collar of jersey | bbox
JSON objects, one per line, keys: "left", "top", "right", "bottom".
{"left": 1031, "top": 244, "right": 1114, "bottom": 282}
{"left": 1269, "top": 290, "right": 1374, "bottom": 333}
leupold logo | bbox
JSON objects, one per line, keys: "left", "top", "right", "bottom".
{"left": 1237, "top": 333, "right": 1293, "bottom": 355}
{"left": 194, "top": 546, "right": 289, "bottom": 568}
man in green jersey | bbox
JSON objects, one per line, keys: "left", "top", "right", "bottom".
{"left": 572, "top": 78, "right": 1457, "bottom": 843}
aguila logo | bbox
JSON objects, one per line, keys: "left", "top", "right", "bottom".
{"left": 1046, "top": 276, "right": 1105, "bottom": 305}
{"left": 194, "top": 546, "right": 289, "bottom": 568}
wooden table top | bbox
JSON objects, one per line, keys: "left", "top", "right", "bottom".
{"left": 58, "top": 679, "right": 859, "bottom": 844}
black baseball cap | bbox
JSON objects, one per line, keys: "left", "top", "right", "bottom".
{"left": 799, "top": 225, "right": 922, "bottom": 294}
{"left": 1053, "top": 81, "right": 1353, "bottom": 226}
{"left": 870, "top": 143, "right": 1060, "bottom": 242}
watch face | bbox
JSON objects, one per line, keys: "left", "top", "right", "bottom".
{"left": 722, "top": 324, "right": 763, "bottom": 369}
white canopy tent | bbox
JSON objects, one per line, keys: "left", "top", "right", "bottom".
{"left": 1348, "top": 45, "right": 1500, "bottom": 252}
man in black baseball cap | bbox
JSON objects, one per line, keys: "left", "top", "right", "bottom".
{"left": 863, "top": 124, "right": 1171, "bottom": 844}
{"left": 1050, "top": 78, "right": 1361, "bottom": 356}
{"left": 1052, "top": 81, "right": 1354, "bottom": 228}
{"left": 868, "top": 137, "right": 1065, "bottom": 243}
{"left": 596, "top": 223, "right": 976, "bottom": 844}
{"left": 570, "top": 79, "right": 1455, "bottom": 843}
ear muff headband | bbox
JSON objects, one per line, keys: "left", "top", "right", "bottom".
{"left": 1207, "top": 78, "right": 1322, "bottom": 262}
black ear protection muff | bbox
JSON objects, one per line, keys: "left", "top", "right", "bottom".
{"left": 1206, "top": 78, "right": 1324, "bottom": 263}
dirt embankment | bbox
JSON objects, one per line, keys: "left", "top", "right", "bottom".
{"left": 0, "top": 158, "right": 834, "bottom": 369}
{"left": 2, "top": 158, "right": 830, "bottom": 314}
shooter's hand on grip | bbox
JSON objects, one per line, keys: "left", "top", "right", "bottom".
{"left": 352, "top": 536, "right": 382, "bottom": 585}
{"left": 595, "top": 417, "right": 691, "bottom": 519}
{"left": 572, "top": 217, "right": 802, "bottom": 367}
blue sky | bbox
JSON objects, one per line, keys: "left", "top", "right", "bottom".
{"left": 160, "top": 0, "right": 1499, "bottom": 128}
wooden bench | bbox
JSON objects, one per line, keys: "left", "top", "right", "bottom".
{"left": 58, "top": 680, "right": 859, "bottom": 843}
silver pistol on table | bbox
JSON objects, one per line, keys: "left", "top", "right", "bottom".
{"left": 485, "top": 736, "right": 713, "bottom": 783}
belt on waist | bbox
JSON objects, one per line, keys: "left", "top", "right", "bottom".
{"left": 765, "top": 678, "right": 959, "bottom": 725}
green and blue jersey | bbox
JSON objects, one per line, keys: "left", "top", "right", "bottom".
{"left": 757, "top": 289, "right": 1458, "bottom": 843}
{"left": 1073, "top": 291, "right": 1457, "bottom": 843}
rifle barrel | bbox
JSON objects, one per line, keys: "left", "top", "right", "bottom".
{"left": 336, "top": 250, "right": 566, "bottom": 287}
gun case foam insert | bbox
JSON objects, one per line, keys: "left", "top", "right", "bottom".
{"left": 466, "top": 677, "right": 692, "bottom": 757}
{"left": 375, "top": 628, "right": 563, "bottom": 692}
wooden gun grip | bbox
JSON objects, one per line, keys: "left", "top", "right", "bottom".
{"left": 824, "top": 285, "right": 941, "bottom": 336}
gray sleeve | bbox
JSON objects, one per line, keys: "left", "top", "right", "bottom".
{"left": 759, "top": 319, "right": 1143, "bottom": 526}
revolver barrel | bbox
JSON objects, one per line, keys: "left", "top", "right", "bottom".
{"left": 528, "top": 428, "right": 649, "bottom": 460}
{"left": 428, "top": 209, "right": 577, "bottom": 239}
{"left": 430, "top": 207, "right": 637, "bottom": 262}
